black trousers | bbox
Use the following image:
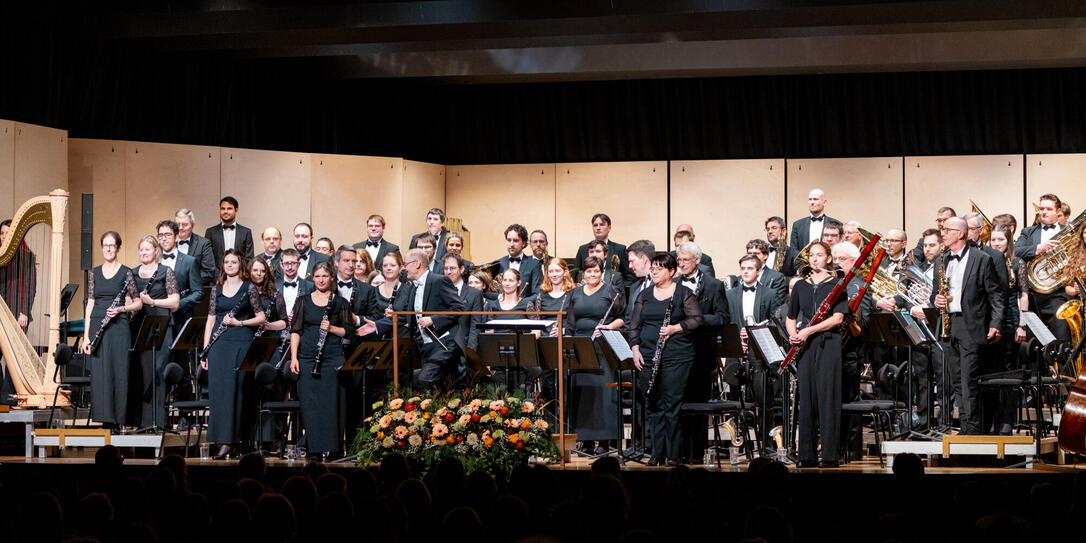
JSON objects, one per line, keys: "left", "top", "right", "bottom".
{"left": 797, "top": 332, "right": 842, "bottom": 464}
{"left": 414, "top": 340, "right": 462, "bottom": 389}
{"left": 639, "top": 356, "right": 693, "bottom": 461}
{"left": 910, "top": 346, "right": 936, "bottom": 428}
{"left": 944, "top": 314, "right": 983, "bottom": 435}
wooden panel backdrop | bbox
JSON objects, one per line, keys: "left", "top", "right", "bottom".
{"left": 446, "top": 164, "right": 556, "bottom": 264}
{"left": 12, "top": 122, "right": 68, "bottom": 347}
{"left": 311, "top": 154, "right": 403, "bottom": 255}
{"left": 1026, "top": 154, "right": 1086, "bottom": 229}
{"left": 402, "top": 160, "right": 447, "bottom": 255}
{"left": 787, "top": 157, "right": 904, "bottom": 239}
{"left": 221, "top": 147, "right": 312, "bottom": 254}
{"left": 670, "top": 159, "right": 785, "bottom": 272}
{"left": 555, "top": 161, "right": 667, "bottom": 260}
{"left": 904, "top": 155, "right": 1023, "bottom": 243}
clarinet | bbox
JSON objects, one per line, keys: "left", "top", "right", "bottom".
{"left": 311, "top": 291, "right": 337, "bottom": 378}
{"left": 644, "top": 290, "right": 676, "bottom": 398}
{"left": 89, "top": 275, "right": 134, "bottom": 355}
{"left": 273, "top": 316, "right": 292, "bottom": 372}
{"left": 199, "top": 287, "right": 240, "bottom": 360}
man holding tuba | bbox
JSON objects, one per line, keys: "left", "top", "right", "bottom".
{"left": 1014, "top": 193, "right": 1071, "bottom": 343}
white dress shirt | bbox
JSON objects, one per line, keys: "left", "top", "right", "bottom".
{"left": 742, "top": 282, "right": 758, "bottom": 322}
{"left": 176, "top": 236, "right": 191, "bottom": 255}
{"left": 508, "top": 252, "right": 524, "bottom": 271}
{"left": 297, "top": 249, "right": 313, "bottom": 279}
{"left": 946, "top": 247, "right": 969, "bottom": 314}
{"left": 364, "top": 239, "right": 381, "bottom": 262}
{"left": 414, "top": 270, "right": 431, "bottom": 343}
{"left": 222, "top": 223, "right": 237, "bottom": 253}
{"left": 282, "top": 276, "right": 301, "bottom": 312}
{"left": 1040, "top": 222, "right": 1062, "bottom": 244}
{"left": 161, "top": 249, "right": 178, "bottom": 271}
{"left": 808, "top": 215, "right": 826, "bottom": 243}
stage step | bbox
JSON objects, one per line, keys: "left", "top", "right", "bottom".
{"left": 33, "top": 429, "right": 166, "bottom": 459}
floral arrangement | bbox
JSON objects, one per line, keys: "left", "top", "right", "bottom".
{"left": 350, "top": 386, "right": 560, "bottom": 477}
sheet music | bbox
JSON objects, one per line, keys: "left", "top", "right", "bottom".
{"left": 1021, "top": 311, "right": 1058, "bottom": 345}
{"left": 485, "top": 319, "right": 556, "bottom": 327}
{"left": 598, "top": 329, "right": 633, "bottom": 361}
{"left": 749, "top": 327, "right": 785, "bottom": 364}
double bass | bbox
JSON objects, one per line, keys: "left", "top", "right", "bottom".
{"left": 1057, "top": 277, "right": 1086, "bottom": 455}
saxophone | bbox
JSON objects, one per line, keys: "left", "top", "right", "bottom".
{"left": 938, "top": 251, "right": 951, "bottom": 339}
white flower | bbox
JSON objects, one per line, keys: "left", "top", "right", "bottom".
{"left": 408, "top": 434, "right": 423, "bottom": 447}
{"left": 381, "top": 437, "right": 394, "bottom": 448}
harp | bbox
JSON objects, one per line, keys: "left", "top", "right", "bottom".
{"left": 0, "top": 189, "right": 69, "bottom": 408}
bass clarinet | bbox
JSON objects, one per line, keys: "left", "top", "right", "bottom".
{"left": 644, "top": 293, "right": 675, "bottom": 398}
{"left": 311, "top": 292, "right": 337, "bottom": 378}
{"left": 89, "top": 275, "right": 134, "bottom": 355}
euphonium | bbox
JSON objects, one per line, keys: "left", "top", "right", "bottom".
{"left": 772, "top": 232, "right": 787, "bottom": 271}
{"left": 1058, "top": 298, "right": 1084, "bottom": 376}
{"left": 609, "top": 253, "right": 620, "bottom": 272}
{"left": 899, "top": 262, "right": 935, "bottom": 306}
{"left": 1027, "top": 209, "right": 1086, "bottom": 294}
{"left": 723, "top": 417, "right": 743, "bottom": 446}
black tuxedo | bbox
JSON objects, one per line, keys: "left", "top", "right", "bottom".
{"left": 456, "top": 283, "right": 484, "bottom": 352}
{"left": 725, "top": 282, "right": 775, "bottom": 325}
{"left": 177, "top": 233, "right": 216, "bottom": 284}
{"left": 789, "top": 214, "right": 839, "bottom": 253}
{"left": 170, "top": 251, "right": 204, "bottom": 332}
{"left": 410, "top": 228, "right": 448, "bottom": 265}
{"left": 499, "top": 254, "right": 543, "bottom": 298}
{"left": 352, "top": 239, "right": 400, "bottom": 269}
{"left": 929, "top": 247, "right": 1004, "bottom": 434}
{"left": 338, "top": 277, "right": 382, "bottom": 324}
{"left": 258, "top": 249, "right": 281, "bottom": 267}
{"left": 767, "top": 244, "right": 799, "bottom": 277}
{"left": 757, "top": 267, "right": 789, "bottom": 309}
{"left": 576, "top": 239, "right": 632, "bottom": 285}
{"left": 292, "top": 249, "right": 332, "bottom": 281}
{"left": 626, "top": 276, "right": 653, "bottom": 327}
{"left": 375, "top": 271, "right": 464, "bottom": 388}
{"left": 204, "top": 223, "right": 255, "bottom": 270}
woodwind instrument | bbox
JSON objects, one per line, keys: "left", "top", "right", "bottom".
{"left": 645, "top": 290, "right": 675, "bottom": 398}
{"left": 938, "top": 250, "right": 951, "bottom": 339}
{"left": 199, "top": 292, "right": 240, "bottom": 360}
{"left": 311, "top": 292, "right": 337, "bottom": 378}
{"left": 89, "top": 275, "right": 134, "bottom": 355}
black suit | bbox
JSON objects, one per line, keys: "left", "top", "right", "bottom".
{"left": 669, "top": 250, "right": 716, "bottom": 278}
{"left": 292, "top": 249, "right": 332, "bottom": 281}
{"left": 757, "top": 267, "right": 789, "bottom": 309}
{"left": 725, "top": 282, "right": 775, "bottom": 326}
{"left": 204, "top": 223, "right": 255, "bottom": 270}
{"left": 375, "top": 271, "right": 464, "bottom": 388}
{"left": 929, "top": 247, "right": 1004, "bottom": 434}
{"left": 789, "top": 214, "right": 839, "bottom": 253}
{"left": 499, "top": 254, "right": 543, "bottom": 298}
{"left": 626, "top": 276, "right": 653, "bottom": 327}
{"left": 576, "top": 240, "right": 633, "bottom": 285}
{"left": 352, "top": 239, "right": 400, "bottom": 270}
{"left": 258, "top": 250, "right": 281, "bottom": 267}
{"left": 177, "top": 233, "right": 216, "bottom": 284}
{"left": 410, "top": 228, "right": 448, "bottom": 266}
{"left": 768, "top": 244, "right": 799, "bottom": 277}
{"left": 169, "top": 251, "right": 204, "bottom": 336}
{"left": 1015, "top": 223, "right": 1071, "bottom": 342}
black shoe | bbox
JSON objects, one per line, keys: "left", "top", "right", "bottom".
{"left": 213, "top": 445, "right": 233, "bottom": 460}
{"left": 647, "top": 456, "right": 663, "bottom": 466}
{"left": 665, "top": 459, "right": 681, "bottom": 467}
{"left": 796, "top": 459, "right": 819, "bottom": 468}
{"left": 819, "top": 460, "right": 840, "bottom": 468}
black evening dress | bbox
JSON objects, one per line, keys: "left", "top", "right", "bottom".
{"left": 291, "top": 292, "right": 354, "bottom": 454}
{"left": 130, "top": 264, "right": 178, "bottom": 428}
{"left": 565, "top": 283, "right": 625, "bottom": 441}
{"left": 88, "top": 265, "right": 138, "bottom": 427}
{"left": 206, "top": 281, "right": 263, "bottom": 444}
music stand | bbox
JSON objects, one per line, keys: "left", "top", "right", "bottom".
{"left": 463, "top": 347, "right": 492, "bottom": 380}
{"left": 343, "top": 340, "right": 391, "bottom": 421}
{"left": 1012, "top": 311, "right": 1062, "bottom": 467}
{"left": 539, "top": 336, "right": 599, "bottom": 455}
{"left": 744, "top": 323, "right": 784, "bottom": 456}
{"left": 130, "top": 314, "right": 172, "bottom": 434}
{"left": 596, "top": 329, "right": 646, "bottom": 463}
{"left": 477, "top": 319, "right": 549, "bottom": 391}
{"left": 867, "top": 311, "right": 933, "bottom": 441}
{"left": 172, "top": 316, "right": 208, "bottom": 395}
{"left": 237, "top": 336, "right": 288, "bottom": 454}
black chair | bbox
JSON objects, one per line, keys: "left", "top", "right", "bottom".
{"left": 840, "top": 399, "right": 905, "bottom": 464}
{"left": 163, "top": 362, "right": 209, "bottom": 457}
{"left": 679, "top": 400, "right": 756, "bottom": 467}
{"left": 980, "top": 370, "right": 1061, "bottom": 436}
{"left": 253, "top": 362, "right": 301, "bottom": 456}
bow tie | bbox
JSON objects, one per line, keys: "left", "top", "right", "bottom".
{"left": 283, "top": 281, "right": 298, "bottom": 288}
{"left": 177, "top": 239, "right": 190, "bottom": 246}
{"left": 1043, "top": 224, "right": 1057, "bottom": 231}
{"left": 810, "top": 216, "right": 824, "bottom": 222}
{"left": 743, "top": 285, "right": 757, "bottom": 292}
{"left": 299, "top": 252, "right": 309, "bottom": 261}
{"left": 366, "top": 240, "right": 380, "bottom": 247}
{"left": 337, "top": 280, "right": 353, "bottom": 289}
{"left": 162, "top": 253, "right": 175, "bottom": 260}
{"left": 768, "top": 246, "right": 776, "bottom": 252}
{"left": 948, "top": 253, "right": 963, "bottom": 262}
{"left": 508, "top": 256, "right": 522, "bottom": 263}
{"left": 222, "top": 224, "right": 235, "bottom": 231}
{"left": 682, "top": 276, "right": 697, "bottom": 284}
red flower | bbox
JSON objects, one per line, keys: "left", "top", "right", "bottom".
{"left": 470, "top": 413, "right": 482, "bottom": 422}
{"left": 499, "top": 406, "right": 510, "bottom": 416}
{"left": 455, "top": 435, "right": 465, "bottom": 443}
{"left": 443, "top": 413, "right": 455, "bottom": 422}
{"left": 514, "top": 441, "right": 526, "bottom": 450}
{"left": 396, "top": 440, "right": 407, "bottom": 449}
{"left": 405, "top": 403, "right": 416, "bottom": 412}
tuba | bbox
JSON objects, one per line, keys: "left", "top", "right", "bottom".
{"left": 772, "top": 232, "right": 788, "bottom": 271}
{"left": 1026, "top": 209, "right": 1086, "bottom": 294}
{"left": 969, "top": 200, "right": 994, "bottom": 244}
{"left": 1058, "top": 299, "right": 1083, "bottom": 377}
{"left": 0, "top": 190, "right": 70, "bottom": 408}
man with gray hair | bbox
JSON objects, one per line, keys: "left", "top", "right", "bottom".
{"left": 831, "top": 241, "right": 873, "bottom": 408}
{"left": 842, "top": 221, "right": 864, "bottom": 250}
{"left": 675, "top": 240, "right": 728, "bottom": 461}
{"left": 174, "top": 208, "right": 216, "bottom": 283}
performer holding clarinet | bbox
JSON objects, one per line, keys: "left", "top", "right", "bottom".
{"left": 629, "top": 253, "right": 703, "bottom": 466}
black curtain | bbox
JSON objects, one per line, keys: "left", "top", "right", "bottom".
{"left": 4, "top": 23, "right": 1086, "bottom": 165}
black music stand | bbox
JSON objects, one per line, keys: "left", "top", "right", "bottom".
{"left": 343, "top": 340, "right": 391, "bottom": 421}
{"left": 744, "top": 323, "right": 785, "bottom": 457}
{"left": 1007, "top": 311, "right": 1065, "bottom": 468}
{"left": 596, "top": 329, "right": 645, "bottom": 463}
{"left": 539, "top": 336, "right": 599, "bottom": 456}
{"left": 868, "top": 311, "right": 934, "bottom": 441}
{"left": 172, "top": 316, "right": 208, "bottom": 394}
{"left": 130, "top": 314, "right": 172, "bottom": 434}
{"left": 477, "top": 320, "right": 550, "bottom": 391}
{"left": 914, "top": 307, "right": 953, "bottom": 433}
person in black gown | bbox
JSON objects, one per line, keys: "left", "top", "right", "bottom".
{"left": 565, "top": 256, "right": 626, "bottom": 455}
{"left": 131, "top": 235, "right": 180, "bottom": 429}
{"left": 201, "top": 249, "right": 266, "bottom": 459}
{"left": 248, "top": 257, "right": 289, "bottom": 448}
{"left": 786, "top": 241, "right": 847, "bottom": 468}
{"left": 629, "top": 252, "right": 703, "bottom": 466}
{"left": 289, "top": 261, "right": 354, "bottom": 460}
{"left": 83, "top": 231, "right": 141, "bottom": 429}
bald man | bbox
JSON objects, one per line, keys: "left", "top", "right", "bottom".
{"left": 671, "top": 224, "right": 716, "bottom": 277}
{"left": 259, "top": 227, "right": 283, "bottom": 266}
{"left": 789, "top": 189, "right": 839, "bottom": 253}
{"left": 878, "top": 229, "right": 909, "bottom": 276}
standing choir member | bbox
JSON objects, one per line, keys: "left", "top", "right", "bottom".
{"left": 201, "top": 249, "right": 266, "bottom": 459}
{"left": 259, "top": 227, "right": 283, "bottom": 266}
{"left": 499, "top": 224, "right": 543, "bottom": 298}
{"left": 83, "top": 232, "right": 141, "bottom": 429}
{"left": 574, "top": 213, "right": 631, "bottom": 284}
{"left": 132, "top": 235, "right": 180, "bottom": 428}
{"left": 565, "top": 256, "right": 625, "bottom": 454}
{"left": 932, "top": 217, "right": 1003, "bottom": 435}
{"left": 289, "top": 261, "right": 354, "bottom": 460}
{"left": 374, "top": 253, "right": 407, "bottom": 310}
{"left": 630, "top": 253, "right": 703, "bottom": 466}
{"left": 205, "top": 197, "right": 255, "bottom": 270}
{"left": 354, "top": 214, "right": 400, "bottom": 267}
{"left": 789, "top": 189, "right": 839, "bottom": 255}
{"left": 786, "top": 242, "right": 846, "bottom": 467}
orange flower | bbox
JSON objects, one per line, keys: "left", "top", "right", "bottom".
{"left": 483, "top": 437, "right": 495, "bottom": 448}
{"left": 423, "top": 412, "right": 431, "bottom": 419}
{"left": 509, "top": 433, "right": 520, "bottom": 444}
{"left": 489, "top": 410, "right": 498, "bottom": 418}
{"left": 520, "top": 419, "right": 532, "bottom": 429}
{"left": 445, "top": 436, "right": 456, "bottom": 445}
{"left": 535, "top": 419, "right": 549, "bottom": 430}
{"left": 376, "top": 431, "right": 385, "bottom": 440}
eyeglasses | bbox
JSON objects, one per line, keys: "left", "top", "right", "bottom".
{"left": 884, "top": 239, "right": 905, "bottom": 243}
{"left": 404, "top": 259, "right": 419, "bottom": 266}
{"left": 281, "top": 261, "right": 300, "bottom": 267}
{"left": 940, "top": 228, "right": 964, "bottom": 233}
{"left": 157, "top": 233, "right": 174, "bottom": 239}
{"left": 649, "top": 266, "right": 670, "bottom": 273}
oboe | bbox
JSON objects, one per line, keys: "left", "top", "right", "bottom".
{"left": 644, "top": 292, "right": 675, "bottom": 398}
{"left": 595, "top": 285, "right": 622, "bottom": 332}
{"left": 89, "top": 275, "right": 134, "bottom": 355}
{"left": 311, "top": 292, "right": 337, "bottom": 378}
